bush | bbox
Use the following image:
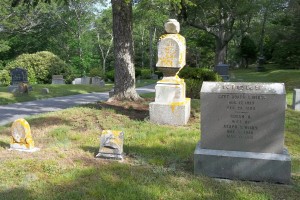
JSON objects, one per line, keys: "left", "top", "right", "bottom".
{"left": 0, "top": 69, "right": 10, "bottom": 86}
{"left": 141, "top": 69, "right": 151, "bottom": 79}
{"left": 135, "top": 68, "right": 141, "bottom": 78}
{"left": 6, "top": 51, "right": 71, "bottom": 84}
{"left": 89, "top": 67, "right": 104, "bottom": 77}
{"left": 105, "top": 70, "right": 115, "bottom": 82}
{"left": 178, "top": 67, "right": 221, "bottom": 99}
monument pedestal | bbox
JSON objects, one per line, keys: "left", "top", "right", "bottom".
{"left": 194, "top": 142, "right": 291, "bottom": 184}
{"left": 150, "top": 78, "right": 190, "bottom": 126}
{"left": 150, "top": 98, "right": 190, "bottom": 126}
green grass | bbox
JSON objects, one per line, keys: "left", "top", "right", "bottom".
{"left": 0, "top": 79, "right": 157, "bottom": 105}
{"left": 230, "top": 67, "right": 300, "bottom": 106}
{"left": 0, "top": 100, "right": 299, "bottom": 200}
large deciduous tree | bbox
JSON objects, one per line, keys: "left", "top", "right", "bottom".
{"left": 110, "top": 0, "right": 141, "bottom": 101}
{"left": 179, "top": 0, "right": 255, "bottom": 65}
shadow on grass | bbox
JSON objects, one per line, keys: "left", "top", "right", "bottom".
{"left": 0, "top": 188, "right": 34, "bottom": 200}
{"left": 0, "top": 140, "right": 9, "bottom": 148}
{"left": 82, "top": 103, "right": 149, "bottom": 121}
{"left": 81, "top": 145, "right": 99, "bottom": 157}
{"left": 27, "top": 116, "right": 72, "bottom": 129}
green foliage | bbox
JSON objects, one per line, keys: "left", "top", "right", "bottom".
{"left": 0, "top": 69, "right": 10, "bottom": 86}
{"left": 89, "top": 67, "right": 104, "bottom": 77}
{"left": 179, "top": 67, "right": 221, "bottom": 98}
{"left": 141, "top": 69, "right": 152, "bottom": 79}
{"left": 240, "top": 35, "right": 257, "bottom": 67}
{"left": 6, "top": 51, "right": 71, "bottom": 84}
{"left": 105, "top": 70, "right": 115, "bottom": 82}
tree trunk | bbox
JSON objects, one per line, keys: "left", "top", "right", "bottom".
{"left": 215, "top": 38, "right": 227, "bottom": 65}
{"left": 110, "top": 0, "right": 141, "bottom": 101}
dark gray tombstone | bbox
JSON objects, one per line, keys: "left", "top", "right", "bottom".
{"left": 214, "top": 64, "right": 229, "bottom": 81}
{"left": 10, "top": 68, "right": 28, "bottom": 85}
{"left": 194, "top": 82, "right": 291, "bottom": 184}
{"left": 8, "top": 68, "right": 30, "bottom": 93}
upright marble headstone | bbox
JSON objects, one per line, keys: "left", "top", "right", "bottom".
{"left": 194, "top": 82, "right": 291, "bottom": 183}
{"left": 292, "top": 88, "right": 300, "bottom": 111}
{"left": 149, "top": 19, "right": 190, "bottom": 126}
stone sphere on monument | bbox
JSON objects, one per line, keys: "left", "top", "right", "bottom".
{"left": 164, "top": 19, "right": 180, "bottom": 34}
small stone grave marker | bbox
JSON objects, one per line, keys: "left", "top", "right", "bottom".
{"left": 96, "top": 130, "right": 124, "bottom": 160}
{"left": 9, "top": 118, "right": 39, "bottom": 152}
{"left": 52, "top": 75, "right": 65, "bottom": 84}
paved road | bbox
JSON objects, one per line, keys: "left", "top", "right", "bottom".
{"left": 0, "top": 84, "right": 155, "bottom": 126}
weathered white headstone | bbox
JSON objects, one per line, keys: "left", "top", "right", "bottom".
{"left": 9, "top": 118, "right": 39, "bottom": 152}
{"left": 194, "top": 82, "right": 291, "bottom": 183}
{"left": 96, "top": 130, "right": 124, "bottom": 160}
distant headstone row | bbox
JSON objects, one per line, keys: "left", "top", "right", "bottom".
{"left": 72, "top": 76, "right": 105, "bottom": 87}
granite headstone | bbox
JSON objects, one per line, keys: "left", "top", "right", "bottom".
{"left": 194, "top": 82, "right": 291, "bottom": 183}
{"left": 292, "top": 88, "right": 300, "bottom": 111}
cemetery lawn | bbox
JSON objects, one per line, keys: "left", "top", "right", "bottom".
{"left": 230, "top": 68, "right": 300, "bottom": 107}
{"left": 0, "top": 79, "right": 156, "bottom": 105}
{"left": 0, "top": 96, "right": 299, "bottom": 200}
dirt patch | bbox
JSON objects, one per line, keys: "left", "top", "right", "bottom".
{"left": 97, "top": 98, "right": 154, "bottom": 121}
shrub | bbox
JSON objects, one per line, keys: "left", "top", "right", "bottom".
{"left": 105, "top": 70, "right": 115, "bottom": 82}
{"left": 141, "top": 69, "right": 151, "bottom": 79}
{"left": 178, "top": 67, "right": 221, "bottom": 99}
{"left": 6, "top": 51, "right": 71, "bottom": 84}
{"left": 89, "top": 67, "right": 104, "bottom": 77}
{"left": 0, "top": 69, "right": 10, "bottom": 86}
{"left": 135, "top": 68, "right": 141, "bottom": 78}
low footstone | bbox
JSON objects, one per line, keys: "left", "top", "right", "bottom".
{"left": 41, "top": 88, "right": 49, "bottom": 94}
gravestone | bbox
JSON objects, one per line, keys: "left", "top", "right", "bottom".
{"left": 72, "top": 78, "right": 82, "bottom": 85}
{"left": 194, "top": 82, "right": 291, "bottom": 183}
{"left": 41, "top": 88, "right": 49, "bottom": 94}
{"left": 96, "top": 130, "right": 124, "bottom": 160}
{"left": 51, "top": 75, "right": 65, "bottom": 84}
{"left": 8, "top": 68, "right": 31, "bottom": 93}
{"left": 91, "top": 76, "right": 105, "bottom": 87}
{"left": 292, "top": 89, "right": 300, "bottom": 111}
{"left": 149, "top": 19, "right": 190, "bottom": 126}
{"left": 81, "top": 76, "right": 91, "bottom": 85}
{"left": 9, "top": 118, "right": 39, "bottom": 152}
{"left": 10, "top": 67, "right": 28, "bottom": 85}
{"left": 214, "top": 64, "right": 229, "bottom": 81}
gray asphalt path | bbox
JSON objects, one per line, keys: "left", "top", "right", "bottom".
{"left": 0, "top": 84, "right": 155, "bottom": 126}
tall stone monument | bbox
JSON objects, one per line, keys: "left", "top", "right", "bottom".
{"left": 194, "top": 82, "right": 291, "bottom": 183}
{"left": 149, "top": 19, "right": 190, "bottom": 126}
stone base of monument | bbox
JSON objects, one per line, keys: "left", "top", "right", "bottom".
{"left": 9, "top": 143, "right": 40, "bottom": 152}
{"left": 96, "top": 152, "right": 123, "bottom": 160}
{"left": 194, "top": 142, "right": 291, "bottom": 184}
{"left": 149, "top": 98, "right": 191, "bottom": 126}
